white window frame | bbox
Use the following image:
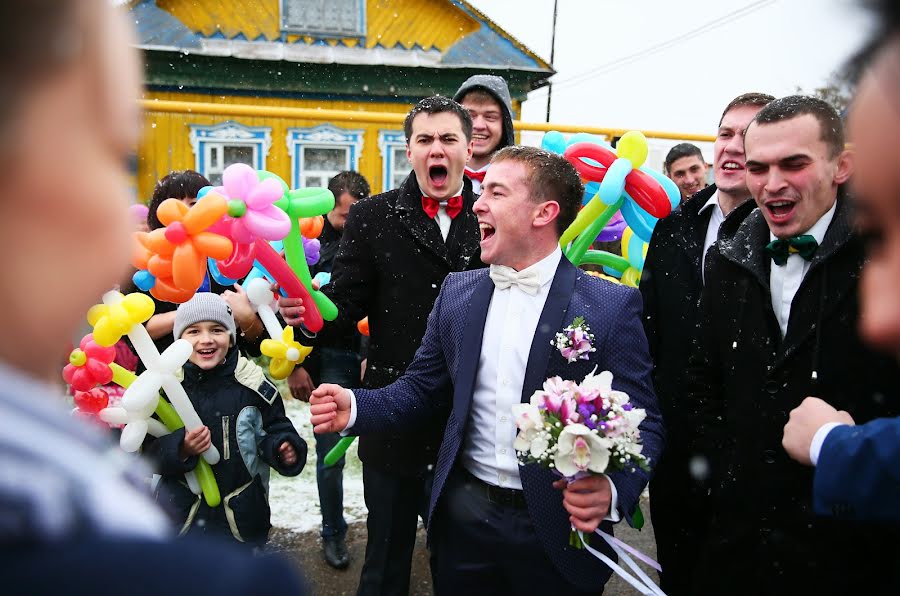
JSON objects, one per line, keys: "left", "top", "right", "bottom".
{"left": 286, "top": 125, "right": 364, "bottom": 189}
{"left": 188, "top": 122, "right": 272, "bottom": 185}
{"left": 378, "top": 130, "right": 412, "bottom": 192}
{"left": 280, "top": 0, "right": 366, "bottom": 38}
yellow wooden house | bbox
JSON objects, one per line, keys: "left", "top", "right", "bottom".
{"left": 130, "top": 0, "right": 553, "bottom": 199}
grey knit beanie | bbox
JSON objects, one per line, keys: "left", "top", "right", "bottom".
{"left": 174, "top": 293, "right": 237, "bottom": 344}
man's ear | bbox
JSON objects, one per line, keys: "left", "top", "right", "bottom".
{"left": 834, "top": 148, "right": 854, "bottom": 185}
{"left": 533, "top": 200, "right": 561, "bottom": 230}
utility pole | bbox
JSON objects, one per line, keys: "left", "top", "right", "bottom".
{"left": 545, "top": 0, "right": 558, "bottom": 122}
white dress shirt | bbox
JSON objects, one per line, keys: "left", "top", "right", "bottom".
{"left": 698, "top": 191, "right": 726, "bottom": 284}
{"left": 424, "top": 183, "right": 463, "bottom": 241}
{"left": 461, "top": 248, "right": 562, "bottom": 489}
{"left": 769, "top": 201, "right": 836, "bottom": 337}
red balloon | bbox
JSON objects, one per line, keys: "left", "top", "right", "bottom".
{"left": 254, "top": 239, "right": 324, "bottom": 333}
{"left": 62, "top": 334, "right": 116, "bottom": 392}
{"left": 564, "top": 143, "right": 616, "bottom": 183}
{"left": 74, "top": 387, "right": 109, "bottom": 415}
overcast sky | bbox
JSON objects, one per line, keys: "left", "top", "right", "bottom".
{"left": 469, "top": 0, "right": 875, "bottom": 137}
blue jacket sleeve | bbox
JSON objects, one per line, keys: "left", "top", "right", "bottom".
{"left": 143, "top": 427, "right": 199, "bottom": 477}
{"left": 351, "top": 276, "right": 453, "bottom": 435}
{"left": 813, "top": 417, "right": 900, "bottom": 522}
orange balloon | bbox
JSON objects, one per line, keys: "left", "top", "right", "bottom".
{"left": 300, "top": 216, "right": 324, "bottom": 239}
{"left": 357, "top": 317, "right": 369, "bottom": 337}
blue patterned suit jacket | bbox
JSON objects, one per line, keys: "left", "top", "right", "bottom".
{"left": 352, "top": 256, "right": 664, "bottom": 591}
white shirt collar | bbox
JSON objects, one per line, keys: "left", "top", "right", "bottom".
{"left": 768, "top": 199, "right": 837, "bottom": 244}
{"left": 466, "top": 164, "right": 490, "bottom": 174}
{"left": 697, "top": 190, "right": 721, "bottom": 216}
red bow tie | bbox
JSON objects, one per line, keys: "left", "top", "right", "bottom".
{"left": 422, "top": 195, "right": 463, "bottom": 219}
{"left": 465, "top": 168, "right": 487, "bottom": 183}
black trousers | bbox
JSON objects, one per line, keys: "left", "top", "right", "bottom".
{"left": 356, "top": 464, "right": 432, "bottom": 596}
{"left": 431, "top": 469, "right": 599, "bottom": 596}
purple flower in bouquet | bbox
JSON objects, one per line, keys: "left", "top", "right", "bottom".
{"left": 552, "top": 316, "right": 596, "bottom": 363}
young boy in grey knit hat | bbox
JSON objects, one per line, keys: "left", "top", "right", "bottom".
{"left": 148, "top": 293, "right": 307, "bottom": 547}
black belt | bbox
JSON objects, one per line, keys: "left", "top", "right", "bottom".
{"left": 460, "top": 469, "right": 528, "bottom": 510}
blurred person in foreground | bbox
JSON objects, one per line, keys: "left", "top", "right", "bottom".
{"left": 783, "top": 0, "right": 900, "bottom": 523}
{"left": 0, "top": 1, "right": 305, "bottom": 593}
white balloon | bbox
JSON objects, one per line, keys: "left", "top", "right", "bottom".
{"left": 245, "top": 278, "right": 274, "bottom": 308}
{"left": 120, "top": 419, "right": 149, "bottom": 453}
{"left": 146, "top": 418, "right": 170, "bottom": 438}
{"left": 185, "top": 471, "right": 201, "bottom": 495}
{"left": 122, "top": 371, "right": 161, "bottom": 410}
{"left": 159, "top": 339, "right": 193, "bottom": 372}
{"left": 99, "top": 407, "right": 129, "bottom": 425}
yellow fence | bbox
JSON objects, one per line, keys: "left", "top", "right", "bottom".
{"left": 139, "top": 99, "right": 716, "bottom": 144}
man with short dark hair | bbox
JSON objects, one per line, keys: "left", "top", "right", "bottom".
{"left": 281, "top": 96, "right": 483, "bottom": 595}
{"left": 307, "top": 145, "right": 663, "bottom": 595}
{"left": 287, "top": 170, "right": 370, "bottom": 570}
{"left": 689, "top": 95, "right": 900, "bottom": 594}
{"left": 640, "top": 92, "right": 773, "bottom": 595}
{"left": 664, "top": 142, "right": 709, "bottom": 200}
{"left": 454, "top": 75, "right": 516, "bottom": 193}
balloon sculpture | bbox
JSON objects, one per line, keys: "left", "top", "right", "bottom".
{"left": 245, "top": 278, "right": 312, "bottom": 380}
{"left": 133, "top": 163, "right": 336, "bottom": 333}
{"left": 64, "top": 330, "right": 221, "bottom": 506}
{"left": 133, "top": 194, "right": 233, "bottom": 303}
{"left": 542, "top": 130, "right": 681, "bottom": 286}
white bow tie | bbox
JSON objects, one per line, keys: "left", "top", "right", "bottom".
{"left": 489, "top": 265, "right": 542, "bottom": 295}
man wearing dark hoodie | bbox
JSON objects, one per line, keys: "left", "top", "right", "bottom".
{"left": 454, "top": 75, "right": 516, "bottom": 194}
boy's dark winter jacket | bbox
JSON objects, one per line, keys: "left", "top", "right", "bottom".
{"left": 148, "top": 348, "right": 306, "bottom": 545}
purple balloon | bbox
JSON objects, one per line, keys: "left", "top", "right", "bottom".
{"left": 596, "top": 212, "right": 627, "bottom": 242}
{"left": 303, "top": 237, "right": 321, "bottom": 265}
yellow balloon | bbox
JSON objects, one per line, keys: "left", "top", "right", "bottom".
{"left": 616, "top": 131, "right": 648, "bottom": 169}
{"left": 621, "top": 267, "right": 641, "bottom": 287}
{"left": 122, "top": 293, "right": 155, "bottom": 323}
{"left": 621, "top": 227, "right": 634, "bottom": 262}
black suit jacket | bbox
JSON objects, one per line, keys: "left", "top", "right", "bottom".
{"left": 639, "top": 185, "right": 755, "bottom": 592}
{"left": 689, "top": 197, "right": 900, "bottom": 594}
{"left": 322, "top": 172, "right": 483, "bottom": 473}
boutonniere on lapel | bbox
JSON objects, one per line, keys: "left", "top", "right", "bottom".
{"left": 552, "top": 316, "right": 596, "bottom": 363}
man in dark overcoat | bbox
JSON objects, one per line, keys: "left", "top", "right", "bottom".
{"left": 639, "top": 92, "right": 773, "bottom": 594}
{"left": 281, "top": 96, "right": 483, "bottom": 595}
{"left": 689, "top": 95, "right": 900, "bottom": 594}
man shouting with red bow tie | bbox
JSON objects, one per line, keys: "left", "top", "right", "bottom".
{"left": 455, "top": 75, "right": 516, "bottom": 194}
{"left": 280, "top": 95, "right": 484, "bottom": 595}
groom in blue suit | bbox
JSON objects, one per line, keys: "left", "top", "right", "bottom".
{"left": 309, "top": 146, "right": 663, "bottom": 594}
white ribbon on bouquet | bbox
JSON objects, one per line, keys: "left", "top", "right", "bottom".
{"left": 578, "top": 529, "right": 667, "bottom": 596}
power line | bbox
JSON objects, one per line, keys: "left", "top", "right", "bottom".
{"left": 533, "top": 0, "right": 777, "bottom": 99}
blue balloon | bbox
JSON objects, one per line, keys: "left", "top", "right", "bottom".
{"left": 567, "top": 132, "right": 612, "bottom": 148}
{"left": 313, "top": 271, "right": 332, "bottom": 288}
{"left": 197, "top": 185, "right": 213, "bottom": 199}
{"left": 582, "top": 181, "right": 601, "bottom": 206}
{"left": 627, "top": 230, "right": 647, "bottom": 271}
{"left": 620, "top": 191, "right": 659, "bottom": 242}
{"left": 598, "top": 158, "right": 632, "bottom": 206}
{"left": 541, "top": 131, "right": 567, "bottom": 155}
{"left": 133, "top": 270, "right": 155, "bottom": 292}
{"left": 602, "top": 265, "right": 624, "bottom": 278}
{"left": 207, "top": 258, "right": 237, "bottom": 286}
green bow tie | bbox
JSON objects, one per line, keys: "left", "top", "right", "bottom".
{"left": 765, "top": 235, "right": 819, "bottom": 266}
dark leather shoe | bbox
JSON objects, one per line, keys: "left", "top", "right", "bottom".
{"left": 323, "top": 535, "right": 350, "bottom": 569}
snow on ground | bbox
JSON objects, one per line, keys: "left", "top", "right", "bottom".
{"left": 269, "top": 398, "right": 368, "bottom": 534}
